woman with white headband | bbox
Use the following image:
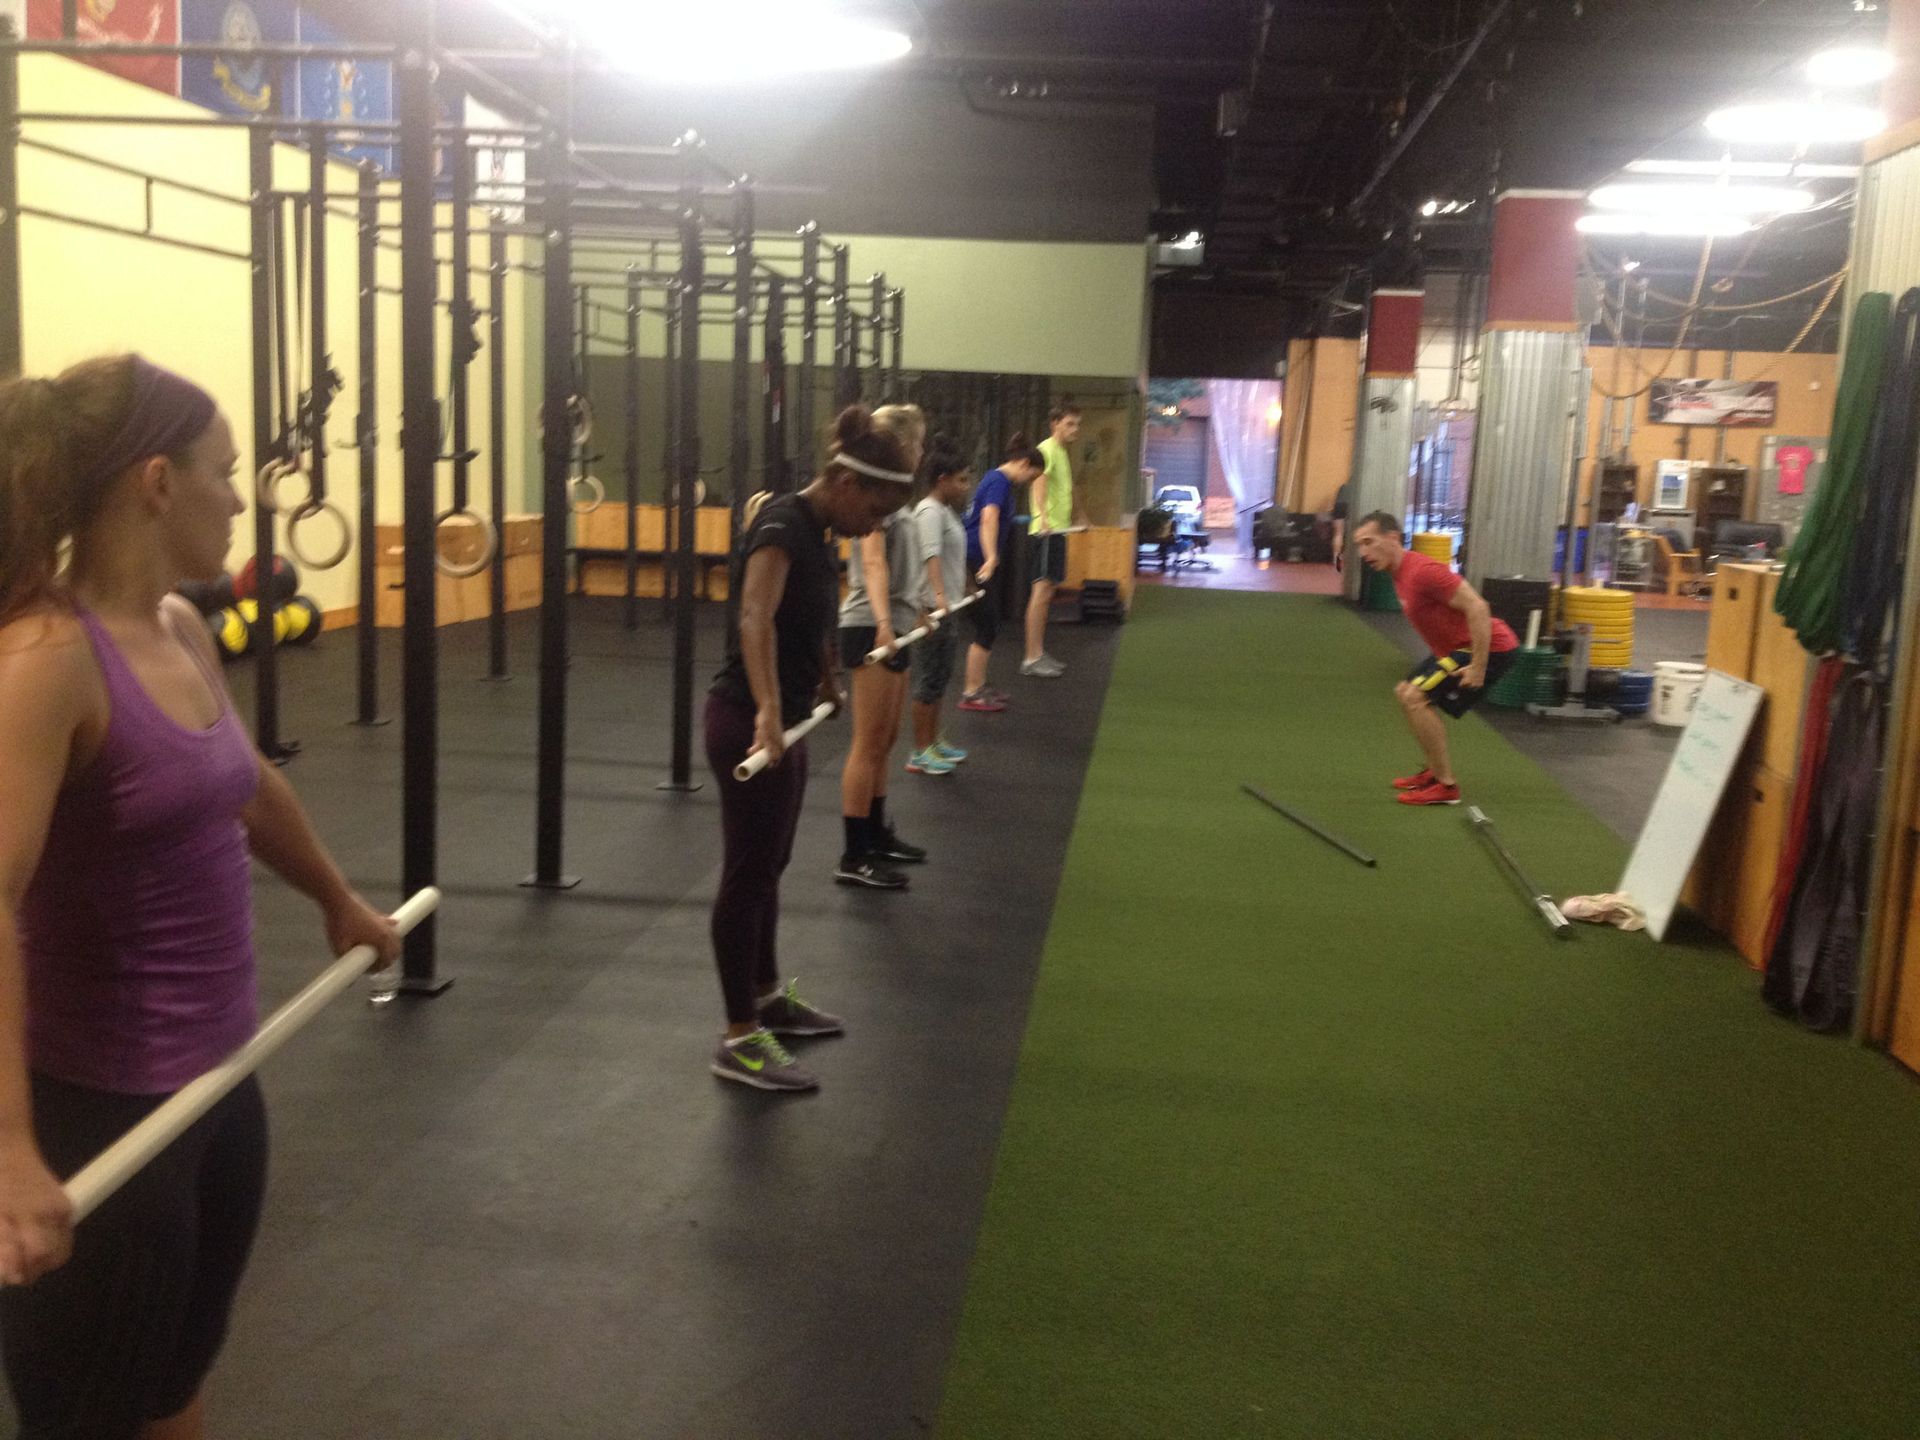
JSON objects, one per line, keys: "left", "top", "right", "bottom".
{"left": 705, "top": 405, "right": 915, "bottom": 1093}
{"left": 834, "top": 404, "right": 928, "bottom": 892}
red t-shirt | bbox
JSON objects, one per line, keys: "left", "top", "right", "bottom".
{"left": 1392, "top": 550, "right": 1519, "bottom": 658}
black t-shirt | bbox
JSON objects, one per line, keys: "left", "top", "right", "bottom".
{"left": 711, "top": 493, "right": 838, "bottom": 726}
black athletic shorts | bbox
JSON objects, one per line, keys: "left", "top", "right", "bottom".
{"left": 1406, "top": 647, "right": 1516, "bottom": 719}
{"left": 1, "top": 1073, "right": 268, "bottom": 1439}
{"left": 967, "top": 566, "right": 1005, "bottom": 650}
{"left": 1028, "top": 533, "right": 1068, "bottom": 586}
{"left": 840, "top": 624, "right": 911, "bottom": 674}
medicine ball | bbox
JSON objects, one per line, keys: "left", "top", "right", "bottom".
{"left": 178, "top": 573, "right": 237, "bottom": 614}
{"left": 211, "top": 606, "right": 251, "bottom": 660}
{"left": 235, "top": 555, "right": 299, "bottom": 607}
{"left": 280, "top": 596, "right": 322, "bottom": 647}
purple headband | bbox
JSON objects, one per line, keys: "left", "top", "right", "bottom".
{"left": 81, "top": 356, "right": 218, "bottom": 493}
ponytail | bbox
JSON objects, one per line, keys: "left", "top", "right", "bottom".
{"left": 0, "top": 358, "right": 134, "bottom": 624}
{"left": 1002, "top": 431, "right": 1045, "bottom": 471}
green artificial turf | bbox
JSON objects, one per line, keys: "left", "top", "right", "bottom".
{"left": 936, "top": 587, "right": 1920, "bottom": 1440}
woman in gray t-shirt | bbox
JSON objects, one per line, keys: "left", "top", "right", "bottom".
{"left": 835, "top": 405, "right": 928, "bottom": 889}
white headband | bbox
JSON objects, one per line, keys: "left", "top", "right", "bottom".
{"left": 832, "top": 452, "right": 915, "bottom": 485}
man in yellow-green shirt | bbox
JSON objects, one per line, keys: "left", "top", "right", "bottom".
{"left": 1023, "top": 403, "right": 1083, "bottom": 677}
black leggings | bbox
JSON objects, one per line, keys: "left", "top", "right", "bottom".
{"left": 1, "top": 1072, "right": 268, "bottom": 1439}
{"left": 704, "top": 693, "right": 810, "bottom": 1025}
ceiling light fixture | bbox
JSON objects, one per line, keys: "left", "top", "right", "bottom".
{"left": 1576, "top": 212, "right": 1756, "bottom": 238}
{"left": 1704, "top": 101, "right": 1885, "bottom": 145}
{"left": 564, "top": 0, "right": 913, "bottom": 84}
{"left": 1807, "top": 46, "right": 1897, "bottom": 87}
{"left": 1588, "top": 182, "right": 1817, "bottom": 216}
{"left": 1624, "top": 159, "right": 1862, "bottom": 179}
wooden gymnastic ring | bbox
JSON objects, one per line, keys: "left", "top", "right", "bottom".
{"left": 285, "top": 498, "right": 354, "bottom": 572}
{"left": 255, "top": 458, "right": 314, "bottom": 515}
{"left": 433, "top": 507, "right": 499, "bottom": 579}
{"left": 569, "top": 474, "right": 606, "bottom": 515}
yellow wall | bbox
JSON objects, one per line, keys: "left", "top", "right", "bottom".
{"left": 1582, "top": 349, "right": 1836, "bottom": 508}
{"left": 573, "top": 233, "right": 1151, "bottom": 381}
{"left": 18, "top": 55, "right": 539, "bottom": 617}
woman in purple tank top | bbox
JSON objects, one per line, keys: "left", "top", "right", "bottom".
{"left": 0, "top": 355, "right": 398, "bottom": 1440}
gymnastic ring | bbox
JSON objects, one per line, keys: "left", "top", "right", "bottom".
{"left": 256, "top": 458, "right": 314, "bottom": 515}
{"left": 285, "top": 498, "right": 354, "bottom": 572}
{"left": 569, "top": 473, "right": 606, "bottom": 515}
{"left": 433, "top": 507, "right": 500, "bottom": 579}
{"left": 567, "top": 395, "right": 594, "bottom": 448}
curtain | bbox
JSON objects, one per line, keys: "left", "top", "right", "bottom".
{"left": 1205, "top": 380, "right": 1282, "bottom": 553}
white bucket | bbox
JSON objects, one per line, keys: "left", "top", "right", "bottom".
{"left": 1652, "top": 661, "right": 1707, "bottom": 728}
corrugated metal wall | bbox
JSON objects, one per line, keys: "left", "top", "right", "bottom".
{"left": 1464, "top": 330, "right": 1581, "bottom": 587}
{"left": 1345, "top": 377, "right": 1416, "bottom": 599}
{"left": 1852, "top": 146, "right": 1920, "bottom": 301}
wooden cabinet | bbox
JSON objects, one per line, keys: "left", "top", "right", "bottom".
{"left": 1892, "top": 846, "right": 1920, "bottom": 1075}
{"left": 1064, "top": 526, "right": 1138, "bottom": 611}
{"left": 1695, "top": 463, "right": 1749, "bottom": 552}
{"left": 1706, "top": 562, "right": 1767, "bottom": 680}
{"left": 1750, "top": 568, "right": 1809, "bottom": 777}
{"left": 1691, "top": 760, "right": 1791, "bottom": 969}
{"left": 1594, "top": 461, "right": 1638, "bottom": 525}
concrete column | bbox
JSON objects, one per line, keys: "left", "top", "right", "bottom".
{"left": 1464, "top": 190, "right": 1587, "bottom": 587}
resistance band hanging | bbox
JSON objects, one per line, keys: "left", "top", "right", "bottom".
{"left": 1840, "top": 288, "right": 1920, "bottom": 666}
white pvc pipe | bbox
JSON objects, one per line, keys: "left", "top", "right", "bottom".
{"left": 64, "top": 888, "right": 442, "bottom": 1225}
{"left": 863, "top": 593, "right": 981, "bottom": 666}
{"left": 1526, "top": 609, "right": 1543, "bottom": 649}
{"left": 733, "top": 701, "right": 835, "bottom": 781}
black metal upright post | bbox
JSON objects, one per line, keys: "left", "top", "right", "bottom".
{"left": 887, "top": 288, "right": 904, "bottom": 403}
{"left": 449, "top": 137, "right": 474, "bottom": 527}
{"left": 763, "top": 274, "right": 788, "bottom": 495}
{"left": 659, "top": 168, "right": 704, "bottom": 793}
{"left": 305, "top": 127, "right": 330, "bottom": 527}
{"left": 525, "top": 46, "right": 580, "bottom": 891}
{"left": 795, "top": 223, "right": 819, "bottom": 482}
{"left": 659, "top": 293, "right": 680, "bottom": 625}
{"left": 353, "top": 161, "right": 386, "bottom": 724}
{"left": 832, "top": 243, "right": 856, "bottom": 408}
{"left": 486, "top": 219, "right": 510, "bottom": 679}
{"left": 0, "top": 18, "right": 22, "bottom": 379}
{"left": 727, "top": 180, "right": 753, "bottom": 637}
{"left": 624, "top": 268, "right": 642, "bottom": 631}
{"left": 868, "top": 272, "right": 886, "bottom": 401}
{"left": 247, "top": 127, "right": 290, "bottom": 762}
{"left": 396, "top": 43, "right": 450, "bottom": 985}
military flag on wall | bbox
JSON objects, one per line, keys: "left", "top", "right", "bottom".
{"left": 25, "top": 0, "right": 181, "bottom": 96}
{"left": 181, "top": 0, "right": 293, "bottom": 117}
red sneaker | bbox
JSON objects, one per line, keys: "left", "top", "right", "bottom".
{"left": 1398, "top": 780, "right": 1462, "bottom": 807}
{"left": 1392, "top": 768, "right": 1436, "bottom": 791}
{"left": 958, "top": 691, "right": 1007, "bottom": 713}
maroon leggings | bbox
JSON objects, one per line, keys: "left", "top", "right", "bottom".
{"left": 704, "top": 694, "right": 810, "bottom": 1025}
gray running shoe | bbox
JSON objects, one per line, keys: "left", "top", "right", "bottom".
{"left": 712, "top": 1029, "right": 819, "bottom": 1092}
{"left": 1019, "top": 656, "right": 1066, "bottom": 678}
{"left": 758, "top": 981, "right": 845, "bottom": 1037}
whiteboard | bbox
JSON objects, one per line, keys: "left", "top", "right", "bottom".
{"left": 1619, "top": 671, "right": 1766, "bottom": 940}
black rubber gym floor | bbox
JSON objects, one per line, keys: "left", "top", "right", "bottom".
{"left": 187, "top": 600, "right": 1117, "bottom": 1439}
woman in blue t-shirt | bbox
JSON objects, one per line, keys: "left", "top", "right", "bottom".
{"left": 960, "top": 435, "right": 1045, "bottom": 711}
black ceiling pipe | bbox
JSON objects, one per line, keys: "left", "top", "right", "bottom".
{"left": 1348, "top": 0, "right": 1513, "bottom": 216}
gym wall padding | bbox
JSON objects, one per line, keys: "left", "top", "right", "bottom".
{"left": 17, "top": 54, "right": 542, "bottom": 618}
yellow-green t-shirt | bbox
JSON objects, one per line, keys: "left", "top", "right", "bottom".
{"left": 1037, "top": 436, "right": 1074, "bottom": 533}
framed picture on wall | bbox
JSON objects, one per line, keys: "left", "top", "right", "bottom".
{"left": 1648, "top": 378, "right": 1779, "bottom": 427}
{"left": 1653, "top": 459, "right": 1694, "bottom": 512}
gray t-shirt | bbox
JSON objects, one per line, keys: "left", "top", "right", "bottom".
{"left": 912, "top": 496, "right": 968, "bottom": 612}
{"left": 839, "top": 506, "right": 921, "bottom": 632}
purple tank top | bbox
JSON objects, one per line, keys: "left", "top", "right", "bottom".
{"left": 19, "top": 608, "right": 260, "bottom": 1095}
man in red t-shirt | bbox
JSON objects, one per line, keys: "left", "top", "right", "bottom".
{"left": 1354, "top": 512, "right": 1519, "bottom": 806}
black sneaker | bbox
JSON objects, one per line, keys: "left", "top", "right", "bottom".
{"left": 871, "top": 825, "right": 927, "bottom": 865}
{"left": 835, "top": 854, "right": 910, "bottom": 890}
{"left": 758, "top": 980, "right": 846, "bottom": 1037}
{"left": 711, "top": 1030, "right": 819, "bottom": 1092}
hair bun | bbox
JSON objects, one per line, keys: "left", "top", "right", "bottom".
{"left": 833, "top": 405, "right": 873, "bottom": 449}
{"left": 1007, "top": 431, "right": 1030, "bottom": 451}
